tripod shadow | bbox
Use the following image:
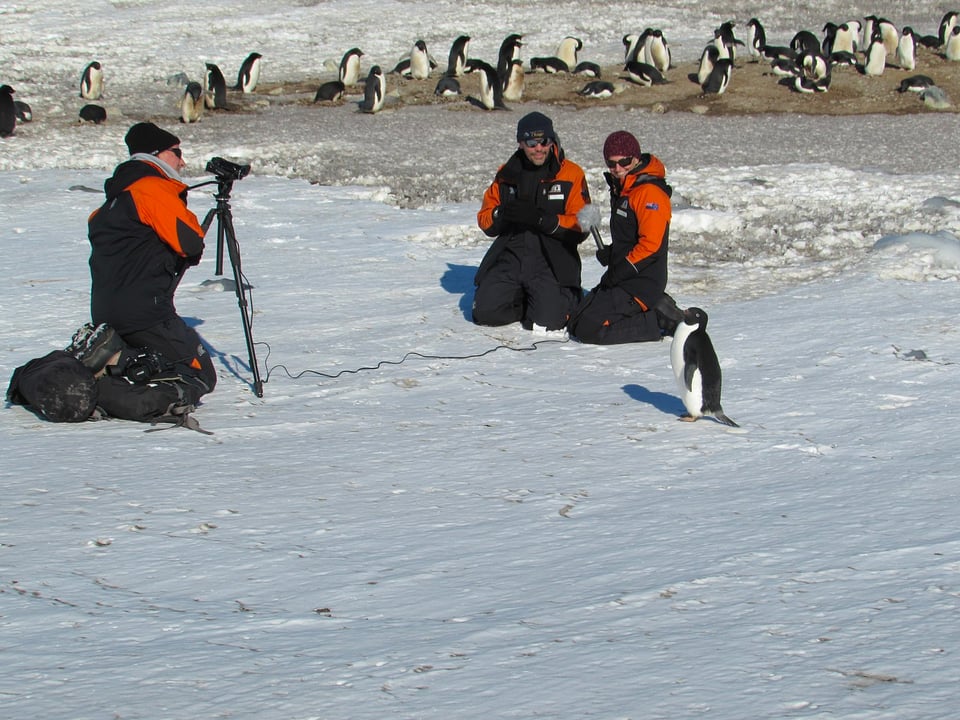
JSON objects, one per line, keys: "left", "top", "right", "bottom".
{"left": 184, "top": 315, "right": 258, "bottom": 395}
{"left": 441, "top": 263, "right": 477, "bottom": 321}
{"left": 623, "top": 383, "right": 685, "bottom": 419}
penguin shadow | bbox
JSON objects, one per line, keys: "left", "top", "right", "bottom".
{"left": 623, "top": 383, "right": 686, "bottom": 420}
{"left": 465, "top": 96, "right": 510, "bottom": 111}
{"left": 440, "top": 263, "right": 476, "bottom": 320}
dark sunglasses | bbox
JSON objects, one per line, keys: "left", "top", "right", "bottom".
{"left": 605, "top": 156, "right": 634, "bottom": 169}
{"left": 155, "top": 147, "right": 183, "bottom": 158}
{"left": 522, "top": 138, "right": 553, "bottom": 148}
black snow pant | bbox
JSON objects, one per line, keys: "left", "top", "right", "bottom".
{"left": 472, "top": 246, "right": 578, "bottom": 331}
{"left": 569, "top": 286, "right": 663, "bottom": 344}
{"left": 95, "top": 316, "right": 217, "bottom": 422}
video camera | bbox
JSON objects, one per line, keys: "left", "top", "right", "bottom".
{"left": 206, "top": 156, "right": 251, "bottom": 182}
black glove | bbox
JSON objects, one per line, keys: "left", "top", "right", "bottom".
{"left": 500, "top": 201, "right": 542, "bottom": 229}
{"left": 595, "top": 245, "right": 612, "bottom": 266}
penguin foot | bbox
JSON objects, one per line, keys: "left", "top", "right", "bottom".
{"left": 678, "top": 414, "right": 697, "bottom": 422}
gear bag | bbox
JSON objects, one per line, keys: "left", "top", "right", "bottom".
{"left": 6, "top": 350, "right": 99, "bottom": 422}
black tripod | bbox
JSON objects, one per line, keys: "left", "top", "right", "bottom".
{"left": 193, "top": 158, "right": 263, "bottom": 397}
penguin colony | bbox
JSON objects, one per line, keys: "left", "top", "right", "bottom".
{"left": 1, "top": 11, "right": 958, "bottom": 136}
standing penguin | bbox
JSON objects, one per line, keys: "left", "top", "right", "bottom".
{"left": 746, "top": 17, "right": 767, "bottom": 60}
{"left": 0, "top": 85, "right": 16, "bottom": 137}
{"left": 446, "top": 35, "right": 470, "bottom": 77}
{"left": 947, "top": 26, "right": 960, "bottom": 61}
{"left": 339, "top": 48, "right": 364, "bottom": 86}
{"left": 701, "top": 58, "right": 732, "bottom": 94}
{"left": 502, "top": 58, "right": 524, "bottom": 101}
{"left": 645, "top": 29, "right": 672, "bottom": 72}
{"left": 204, "top": 63, "right": 227, "bottom": 109}
{"left": 896, "top": 27, "right": 918, "bottom": 71}
{"left": 939, "top": 11, "right": 959, "bottom": 47}
{"left": 671, "top": 307, "right": 738, "bottom": 426}
{"left": 234, "top": 52, "right": 263, "bottom": 92}
{"left": 180, "top": 81, "right": 204, "bottom": 123}
{"left": 408, "top": 39, "right": 433, "bottom": 79}
{"left": 861, "top": 31, "right": 887, "bottom": 75}
{"left": 555, "top": 36, "right": 582, "bottom": 68}
{"left": 496, "top": 33, "right": 523, "bottom": 82}
{"left": 475, "top": 60, "right": 507, "bottom": 109}
{"left": 80, "top": 61, "right": 103, "bottom": 100}
{"left": 623, "top": 33, "right": 644, "bottom": 64}
{"left": 696, "top": 44, "right": 720, "bottom": 85}
{"left": 358, "top": 65, "right": 385, "bottom": 113}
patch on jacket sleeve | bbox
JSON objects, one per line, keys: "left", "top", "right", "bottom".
{"left": 645, "top": 202, "right": 659, "bottom": 210}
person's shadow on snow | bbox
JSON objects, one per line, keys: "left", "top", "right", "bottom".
{"left": 441, "top": 263, "right": 476, "bottom": 321}
{"left": 623, "top": 383, "right": 685, "bottom": 419}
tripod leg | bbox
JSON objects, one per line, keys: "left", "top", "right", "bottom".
{"left": 219, "top": 208, "right": 264, "bottom": 398}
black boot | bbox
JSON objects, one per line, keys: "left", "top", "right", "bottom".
{"left": 655, "top": 293, "right": 684, "bottom": 337}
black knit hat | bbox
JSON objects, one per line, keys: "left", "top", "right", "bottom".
{"left": 516, "top": 111, "right": 555, "bottom": 142}
{"left": 124, "top": 122, "right": 180, "bottom": 156}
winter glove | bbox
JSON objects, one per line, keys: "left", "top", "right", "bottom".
{"left": 500, "top": 201, "right": 542, "bottom": 229}
{"left": 595, "top": 245, "right": 612, "bottom": 266}
{"left": 600, "top": 259, "right": 639, "bottom": 288}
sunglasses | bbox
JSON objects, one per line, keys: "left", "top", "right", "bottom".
{"left": 605, "top": 156, "right": 634, "bottom": 169}
{"left": 522, "top": 138, "right": 553, "bottom": 148}
{"left": 155, "top": 147, "right": 183, "bottom": 158}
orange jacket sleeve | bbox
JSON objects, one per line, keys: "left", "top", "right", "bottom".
{"left": 128, "top": 176, "right": 205, "bottom": 258}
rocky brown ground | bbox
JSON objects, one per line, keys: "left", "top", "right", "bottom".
{"left": 263, "top": 47, "right": 960, "bottom": 117}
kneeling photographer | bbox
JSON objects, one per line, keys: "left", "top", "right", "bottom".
{"left": 78, "top": 121, "right": 218, "bottom": 424}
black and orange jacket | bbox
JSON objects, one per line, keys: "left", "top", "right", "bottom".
{"left": 476, "top": 145, "right": 590, "bottom": 288}
{"left": 88, "top": 157, "right": 205, "bottom": 334}
{"left": 602, "top": 153, "right": 672, "bottom": 310}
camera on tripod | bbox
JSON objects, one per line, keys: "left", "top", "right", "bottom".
{"left": 206, "top": 156, "right": 251, "bottom": 182}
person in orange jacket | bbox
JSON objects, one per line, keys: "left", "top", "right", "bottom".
{"left": 474, "top": 112, "right": 590, "bottom": 332}
{"left": 73, "top": 122, "right": 217, "bottom": 422}
{"left": 570, "top": 130, "right": 683, "bottom": 344}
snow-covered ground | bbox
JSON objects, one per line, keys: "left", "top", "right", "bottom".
{"left": 3, "top": 2, "right": 960, "bottom": 718}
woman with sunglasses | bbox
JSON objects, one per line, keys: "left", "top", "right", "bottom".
{"left": 474, "top": 111, "right": 591, "bottom": 333}
{"left": 81, "top": 121, "right": 217, "bottom": 423}
{"left": 569, "top": 130, "right": 683, "bottom": 344}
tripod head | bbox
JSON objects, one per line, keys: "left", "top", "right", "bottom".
{"left": 190, "top": 157, "right": 251, "bottom": 198}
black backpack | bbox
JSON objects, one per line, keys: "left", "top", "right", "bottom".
{"left": 6, "top": 350, "right": 98, "bottom": 422}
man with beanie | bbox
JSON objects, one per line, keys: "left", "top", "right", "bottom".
{"left": 77, "top": 121, "right": 217, "bottom": 423}
{"left": 569, "top": 130, "right": 683, "bottom": 344}
{"left": 474, "top": 111, "right": 590, "bottom": 332}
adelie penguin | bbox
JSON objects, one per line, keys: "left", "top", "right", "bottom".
{"left": 554, "top": 36, "right": 582, "bottom": 68}
{"left": 502, "top": 58, "right": 524, "bottom": 102}
{"left": 78, "top": 104, "right": 107, "bottom": 125}
{"left": 670, "top": 307, "right": 739, "bottom": 427}
{"left": 180, "top": 81, "right": 204, "bottom": 123}
{"left": 624, "top": 60, "right": 666, "bottom": 86}
{"left": 577, "top": 80, "right": 615, "bottom": 98}
{"left": 445, "top": 36, "right": 470, "bottom": 78}
{"left": 234, "top": 52, "right": 263, "bottom": 93}
{"left": 473, "top": 60, "right": 507, "bottom": 110}
{"left": 339, "top": 48, "right": 364, "bottom": 86}
{"left": 0, "top": 84, "right": 16, "bottom": 138}
{"left": 358, "top": 65, "right": 385, "bottom": 113}
{"left": 315, "top": 80, "right": 346, "bottom": 102}
{"left": 14, "top": 99, "right": 32, "bottom": 123}
{"left": 80, "top": 61, "right": 103, "bottom": 100}
{"left": 204, "top": 63, "right": 227, "bottom": 109}
{"left": 433, "top": 75, "right": 460, "bottom": 97}
{"left": 701, "top": 58, "right": 732, "bottom": 95}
